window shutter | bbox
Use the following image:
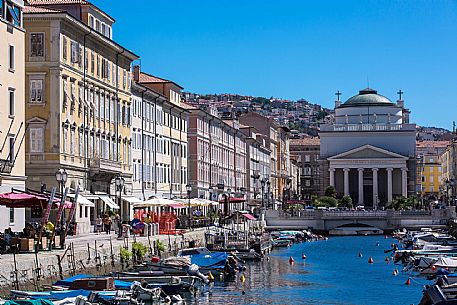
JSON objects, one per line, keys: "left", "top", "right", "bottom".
{"left": 30, "top": 80, "right": 36, "bottom": 102}
{"left": 36, "top": 80, "right": 42, "bottom": 102}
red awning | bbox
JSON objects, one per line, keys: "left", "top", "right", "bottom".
{"left": 0, "top": 192, "right": 72, "bottom": 209}
{"left": 218, "top": 197, "right": 246, "bottom": 203}
{"left": 167, "top": 203, "right": 185, "bottom": 209}
{"left": 242, "top": 213, "right": 256, "bottom": 220}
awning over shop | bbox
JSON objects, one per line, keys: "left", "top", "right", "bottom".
{"left": 0, "top": 192, "right": 72, "bottom": 208}
{"left": 99, "top": 196, "right": 120, "bottom": 209}
{"left": 218, "top": 197, "right": 246, "bottom": 203}
{"left": 123, "top": 196, "right": 142, "bottom": 204}
{"left": 67, "top": 194, "right": 95, "bottom": 207}
{"left": 242, "top": 213, "right": 256, "bottom": 220}
{"left": 168, "top": 203, "right": 185, "bottom": 209}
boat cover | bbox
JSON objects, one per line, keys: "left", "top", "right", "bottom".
{"left": 11, "top": 290, "right": 91, "bottom": 300}
{"left": 434, "top": 257, "right": 457, "bottom": 268}
{"left": 54, "top": 274, "right": 132, "bottom": 290}
{"left": 190, "top": 252, "right": 228, "bottom": 269}
{"left": 5, "top": 300, "right": 54, "bottom": 305}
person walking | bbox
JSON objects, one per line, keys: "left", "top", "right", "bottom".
{"left": 95, "top": 216, "right": 102, "bottom": 234}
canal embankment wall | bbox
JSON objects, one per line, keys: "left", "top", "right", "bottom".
{"left": 0, "top": 229, "right": 206, "bottom": 295}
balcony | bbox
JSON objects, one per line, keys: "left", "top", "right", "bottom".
{"left": 0, "top": 159, "right": 14, "bottom": 174}
{"left": 89, "top": 157, "right": 121, "bottom": 176}
{"left": 320, "top": 123, "right": 416, "bottom": 132}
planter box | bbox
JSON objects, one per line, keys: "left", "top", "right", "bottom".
{"left": 20, "top": 238, "right": 34, "bottom": 252}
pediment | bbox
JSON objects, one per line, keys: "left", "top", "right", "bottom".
{"left": 328, "top": 145, "right": 408, "bottom": 160}
{"left": 26, "top": 116, "right": 47, "bottom": 124}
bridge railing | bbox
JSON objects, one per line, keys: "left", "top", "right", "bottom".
{"left": 322, "top": 210, "right": 388, "bottom": 218}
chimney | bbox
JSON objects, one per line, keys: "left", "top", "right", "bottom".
{"left": 133, "top": 65, "right": 140, "bottom": 82}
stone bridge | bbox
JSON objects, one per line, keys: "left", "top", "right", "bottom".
{"left": 265, "top": 208, "right": 456, "bottom": 233}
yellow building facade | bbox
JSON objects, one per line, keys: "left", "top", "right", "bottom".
{"left": 24, "top": 1, "right": 138, "bottom": 229}
{"left": 416, "top": 141, "right": 448, "bottom": 196}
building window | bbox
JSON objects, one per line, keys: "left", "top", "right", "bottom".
{"left": 62, "top": 36, "right": 67, "bottom": 60}
{"left": 9, "top": 208, "right": 14, "bottom": 224}
{"left": 30, "top": 127, "right": 44, "bottom": 153}
{"left": 63, "top": 127, "right": 67, "bottom": 154}
{"left": 30, "top": 79, "right": 43, "bottom": 103}
{"left": 90, "top": 52, "right": 94, "bottom": 74}
{"left": 9, "top": 89, "right": 15, "bottom": 116}
{"left": 89, "top": 15, "right": 94, "bottom": 28}
{"left": 70, "top": 129, "right": 75, "bottom": 155}
{"left": 70, "top": 41, "right": 79, "bottom": 63}
{"left": 6, "top": 2, "right": 21, "bottom": 27}
{"left": 9, "top": 135, "right": 15, "bottom": 162}
{"left": 9, "top": 45, "right": 14, "bottom": 71}
{"left": 79, "top": 130, "right": 84, "bottom": 157}
{"left": 30, "top": 33, "right": 45, "bottom": 57}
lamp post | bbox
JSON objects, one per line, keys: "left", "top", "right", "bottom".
{"left": 115, "top": 176, "right": 125, "bottom": 221}
{"left": 240, "top": 187, "right": 246, "bottom": 211}
{"left": 55, "top": 168, "right": 68, "bottom": 242}
{"left": 186, "top": 184, "right": 192, "bottom": 229}
{"left": 227, "top": 188, "right": 231, "bottom": 214}
{"left": 266, "top": 181, "right": 271, "bottom": 209}
{"left": 260, "top": 179, "right": 265, "bottom": 209}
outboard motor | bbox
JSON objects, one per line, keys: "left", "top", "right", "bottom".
{"left": 188, "top": 263, "right": 209, "bottom": 284}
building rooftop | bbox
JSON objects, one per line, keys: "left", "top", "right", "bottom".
{"left": 23, "top": 5, "right": 63, "bottom": 13}
{"left": 138, "top": 72, "right": 183, "bottom": 89}
{"left": 416, "top": 140, "right": 449, "bottom": 148}
{"left": 340, "top": 88, "right": 395, "bottom": 108}
{"left": 290, "top": 137, "right": 321, "bottom": 146}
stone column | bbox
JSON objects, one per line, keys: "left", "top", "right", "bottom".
{"left": 401, "top": 167, "right": 408, "bottom": 197}
{"left": 343, "top": 168, "right": 350, "bottom": 196}
{"left": 329, "top": 168, "right": 335, "bottom": 187}
{"left": 358, "top": 168, "right": 364, "bottom": 205}
{"left": 387, "top": 168, "right": 393, "bottom": 203}
{"left": 372, "top": 168, "right": 379, "bottom": 209}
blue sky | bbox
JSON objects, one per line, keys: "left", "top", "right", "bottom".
{"left": 93, "top": 0, "right": 457, "bottom": 129}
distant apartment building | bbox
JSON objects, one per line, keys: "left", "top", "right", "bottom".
{"left": 24, "top": 0, "right": 138, "bottom": 226}
{"left": 185, "top": 103, "right": 247, "bottom": 206}
{"left": 441, "top": 140, "right": 457, "bottom": 203}
{"left": 131, "top": 66, "right": 188, "bottom": 200}
{"left": 416, "top": 141, "right": 448, "bottom": 196}
{"left": 240, "top": 125, "right": 271, "bottom": 206}
{"left": 239, "top": 112, "right": 290, "bottom": 202}
{"left": 289, "top": 137, "right": 322, "bottom": 204}
{"left": 0, "top": 0, "right": 26, "bottom": 231}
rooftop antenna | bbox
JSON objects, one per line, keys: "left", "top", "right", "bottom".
{"left": 367, "top": 76, "right": 370, "bottom": 88}
{"left": 453, "top": 121, "right": 456, "bottom": 134}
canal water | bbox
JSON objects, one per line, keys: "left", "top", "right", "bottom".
{"left": 188, "top": 236, "right": 428, "bottom": 305}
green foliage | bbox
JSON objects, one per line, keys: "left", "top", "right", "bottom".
{"left": 387, "top": 196, "right": 416, "bottom": 210}
{"left": 314, "top": 196, "right": 338, "bottom": 207}
{"left": 339, "top": 195, "right": 353, "bottom": 208}
{"left": 132, "top": 242, "right": 148, "bottom": 260}
{"left": 325, "top": 186, "right": 336, "bottom": 197}
{"left": 120, "top": 247, "right": 131, "bottom": 262}
{"left": 156, "top": 240, "right": 165, "bottom": 252}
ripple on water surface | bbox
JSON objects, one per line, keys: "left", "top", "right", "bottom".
{"left": 186, "top": 236, "right": 427, "bottom": 305}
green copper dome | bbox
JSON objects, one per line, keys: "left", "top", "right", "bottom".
{"left": 340, "top": 88, "right": 395, "bottom": 108}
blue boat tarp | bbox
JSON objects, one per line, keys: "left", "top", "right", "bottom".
{"left": 12, "top": 290, "right": 120, "bottom": 301}
{"left": 5, "top": 300, "right": 54, "bottom": 305}
{"left": 54, "top": 274, "right": 132, "bottom": 290}
{"left": 190, "top": 252, "right": 228, "bottom": 269}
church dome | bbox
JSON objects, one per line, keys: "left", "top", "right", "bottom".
{"left": 340, "top": 88, "right": 395, "bottom": 108}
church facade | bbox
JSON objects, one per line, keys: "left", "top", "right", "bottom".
{"left": 319, "top": 88, "right": 416, "bottom": 208}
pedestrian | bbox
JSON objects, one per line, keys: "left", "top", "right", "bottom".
{"left": 103, "top": 215, "right": 112, "bottom": 234}
{"left": 95, "top": 216, "right": 102, "bottom": 234}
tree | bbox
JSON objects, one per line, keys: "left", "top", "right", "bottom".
{"left": 325, "top": 186, "right": 336, "bottom": 198}
{"left": 315, "top": 196, "right": 338, "bottom": 207}
{"left": 339, "top": 195, "right": 353, "bottom": 208}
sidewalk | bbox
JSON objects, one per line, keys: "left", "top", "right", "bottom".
{"left": 0, "top": 229, "right": 207, "bottom": 287}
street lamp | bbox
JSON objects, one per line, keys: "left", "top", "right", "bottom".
{"left": 115, "top": 176, "right": 125, "bottom": 222}
{"left": 55, "top": 168, "right": 68, "bottom": 245}
{"left": 186, "top": 184, "right": 192, "bottom": 229}
{"left": 266, "top": 181, "right": 271, "bottom": 209}
{"left": 240, "top": 187, "right": 246, "bottom": 211}
{"left": 260, "top": 179, "right": 265, "bottom": 209}
{"left": 227, "top": 188, "right": 231, "bottom": 215}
